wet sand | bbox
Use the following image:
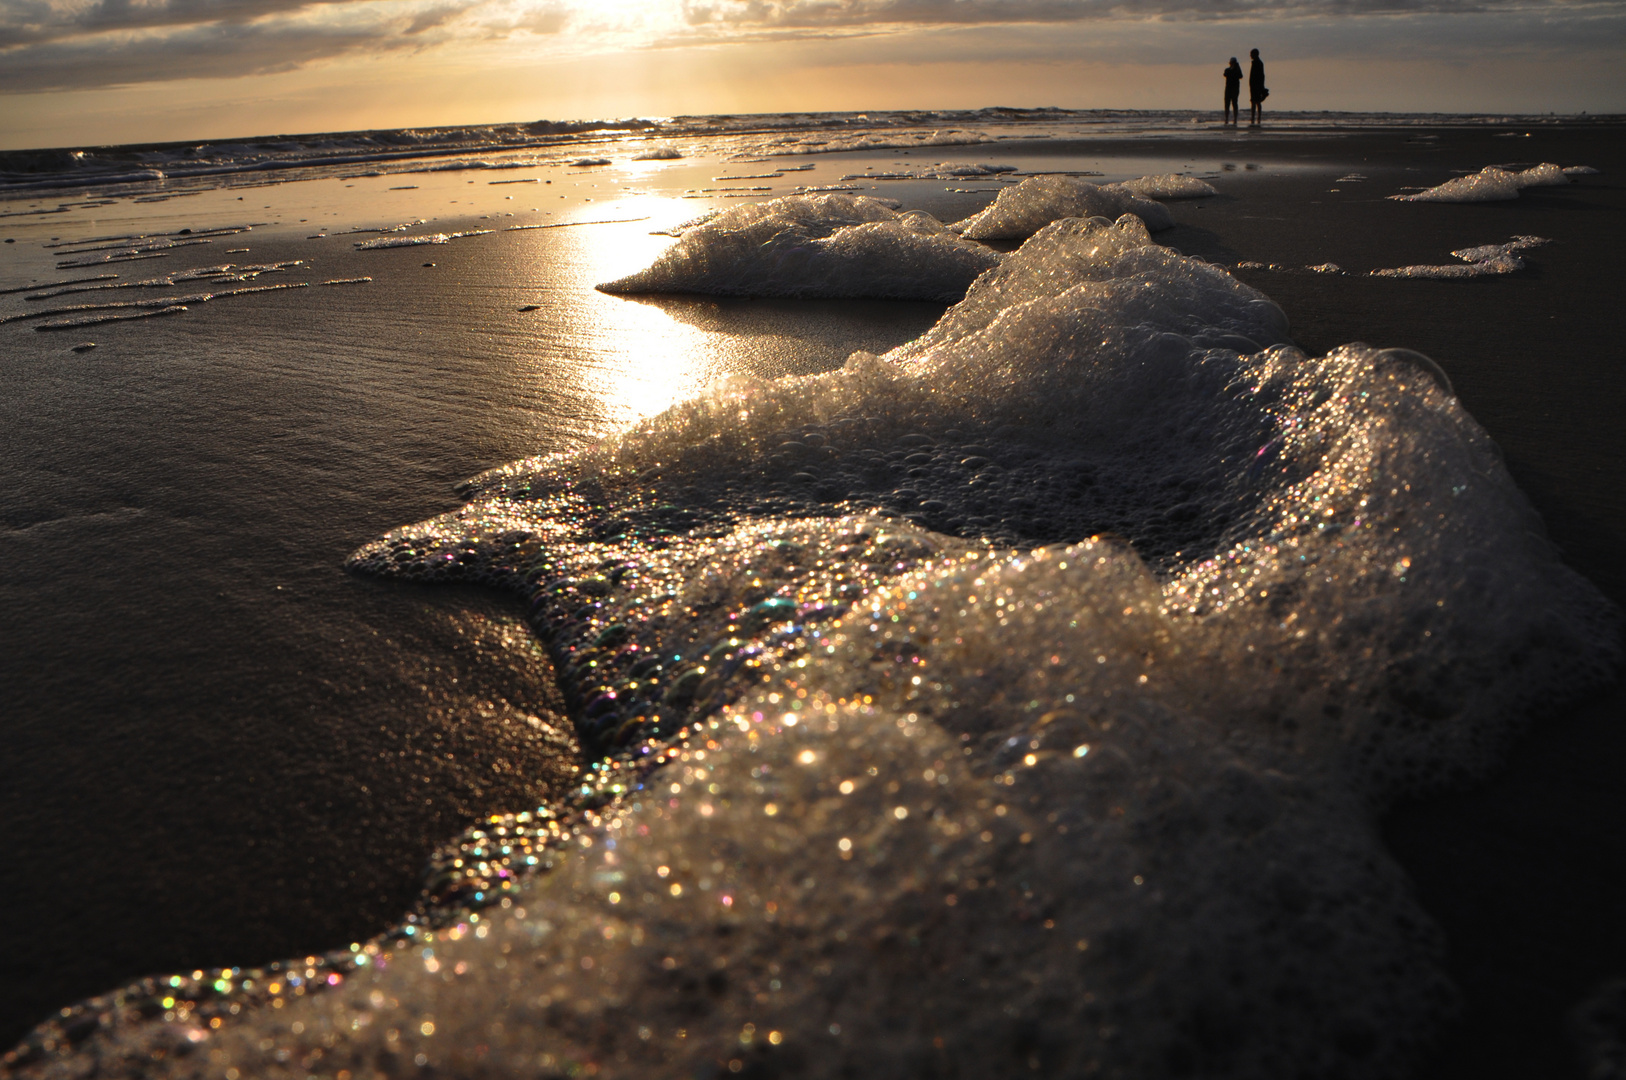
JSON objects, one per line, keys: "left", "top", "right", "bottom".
{"left": 2, "top": 119, "right": 1623, "bottom": 1076}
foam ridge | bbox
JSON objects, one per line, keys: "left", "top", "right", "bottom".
{"left": 1371, "top": 235, "right": 1549, "bottom": 279}
{"left": 1108, "top": 174, "right": 1219, "bottom": 199}
{"left": 1390, "top": 163, "right": 1572, "bottom": 202}
{"left": 950, "top": 176, "right": 1176, "bottom": 238}
{"left": 598, "top": 194, "right": 1001, "bottom": 302}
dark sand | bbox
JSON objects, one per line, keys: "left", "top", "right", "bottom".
{"left": 2, "top": 120, "right": 1623, "bottom": 1076}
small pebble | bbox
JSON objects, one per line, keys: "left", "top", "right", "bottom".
{"left": 520, "top": 304, "right": 541, "bottom": 311}
{"left": 71, "top": 342, "right": 96, "bottom": 352}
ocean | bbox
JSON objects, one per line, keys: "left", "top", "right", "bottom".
{"left": 2, "top": 109, "right": 1623, "bottom": 1079}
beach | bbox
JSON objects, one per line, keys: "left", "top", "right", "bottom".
{"left": 2, "top": 111, "right": 1623, "bottom": 1078}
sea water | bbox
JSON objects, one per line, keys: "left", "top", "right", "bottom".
{"left": 8, "top": 187, "right": 1615, "bottom": 1077}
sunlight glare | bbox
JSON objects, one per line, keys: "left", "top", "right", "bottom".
{"left": 524, "top": 194, "right": 726, "bottom": 433}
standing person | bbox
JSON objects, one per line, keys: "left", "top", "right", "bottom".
{"left": 1249, "top": 48, "right": 1268, "bottom": 125}
{"left": 1223, "top": 57, "right": 1243, "bottom": 124}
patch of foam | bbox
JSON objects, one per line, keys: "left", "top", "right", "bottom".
{"left": 34, "top": 305, "right": 189, "bottom": 330}
{"left": 1564, "top": 165, "right": 1600, "bottom": 176}
{"left": 4, "top": 282, "right": 310, "bottom": 329}
{"left": 633, "top": 147, "right": 684, "bottom": 161}
{"left": 1390, "top": 163, "right": 1570, "bottom": 202}
{"left": 53, "top": 251, "right": 173, "bottom": 269}
{"left": 1108, "top": 174, "right": 1219, "bottom": 199}
{"left": 950, "top": 176, "right": 1175, "bottom": 238}
{"left": 0, "top": 274, "right": 117, "bottom": 296}
{"left": 353, "top": 230, "right": 493, "bottom": 250}
{"left": 16, "top": 216, "right": 1616, "bottom": 1080}
{"left": 1503, "top": 162, "right": 1570, "bottom": 187}
{"left": 841, "top": 162, "right": 1018, "bottom": 181}
{"left": 598, "top": 193, "right": 1000, "bottom": 302}
{"left": 758, "top": 130, "right": 995, "bottom": 156}
{"left": 571, "top": 157, "right": 612, "bottom": 167}
{"left": 1371, "top": 235, "right": 1548, "bottom": 279}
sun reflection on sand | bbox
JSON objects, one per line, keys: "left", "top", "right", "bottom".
{"left": 517, "top": 194, "right": 724, "bottom": 432}
{"left": 500, "top": 188, "right": 942, "bottom": 442}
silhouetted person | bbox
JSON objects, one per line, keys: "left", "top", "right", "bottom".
{"left": 1249, "top": 48, "right": 1267, "bottom": 125}
{"left": 1223, "top": 58, "right": 1243, "bottom": 124}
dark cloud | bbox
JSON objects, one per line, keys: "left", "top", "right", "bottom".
{"left": 733, "top": 7, "right": 1626, "bottom": 64}
{"left": 0, "top": 0, "right": 1615, "bottom": 95}
{"left": 0, "top": 19, "right": 401, "bottom": 91}
{"left": 0, "top": 0, "right": 570, "bottom": 92}
{"left": 0, "top": 0, "right": 364, "bottom": 48}
{"left": 678, "top": 0, "right": 1617, "bottom": 25}
{"left": 0, "top": 0, "right": 528, "bottom": 92}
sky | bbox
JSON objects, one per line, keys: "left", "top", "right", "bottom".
{"left": 1, "top": 0, "right": 1623, "bottom": 149}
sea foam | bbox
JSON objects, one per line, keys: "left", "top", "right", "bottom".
{"left": 950, "top": 176, "right": 1175, "bottom": 238}
{"left": 598, "top": 194, "right": 1001, "bottom": 302}
{"left": 353, "top": 230, "right": 493, "bottom": 250}
{"left": 15, "top": 214, "right": 1615, "bottom": 1080}
{"left": 1390, "top": 163, "right": 1571, "bottom": 202}
{"left": 1107, "top": 174, "right": 1219, "bottom": 199}
{"left": 1370, "top": 235, "right": 1549, "bottom": 279}
{"left": 756, "top": 130, "right": 994, "bottom": 156}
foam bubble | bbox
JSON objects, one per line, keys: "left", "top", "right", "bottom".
{"left": 950, "top": 176, "right": 1175, "bottom": 238}
{"left": 598, "top": 194, "right": 1000, "bottom": 302}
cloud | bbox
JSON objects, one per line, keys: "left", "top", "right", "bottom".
{"left": 0, "top": 0, "right": 1618, "bottom": 95}
{"left": 0, "top": 0, "right": 363, "bottom": 48}
{"left": 0, "top": 0, "right": 573, "bottom": 92}
{"left": 676, "top": 0, "right": 1623, "bottom": 26}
